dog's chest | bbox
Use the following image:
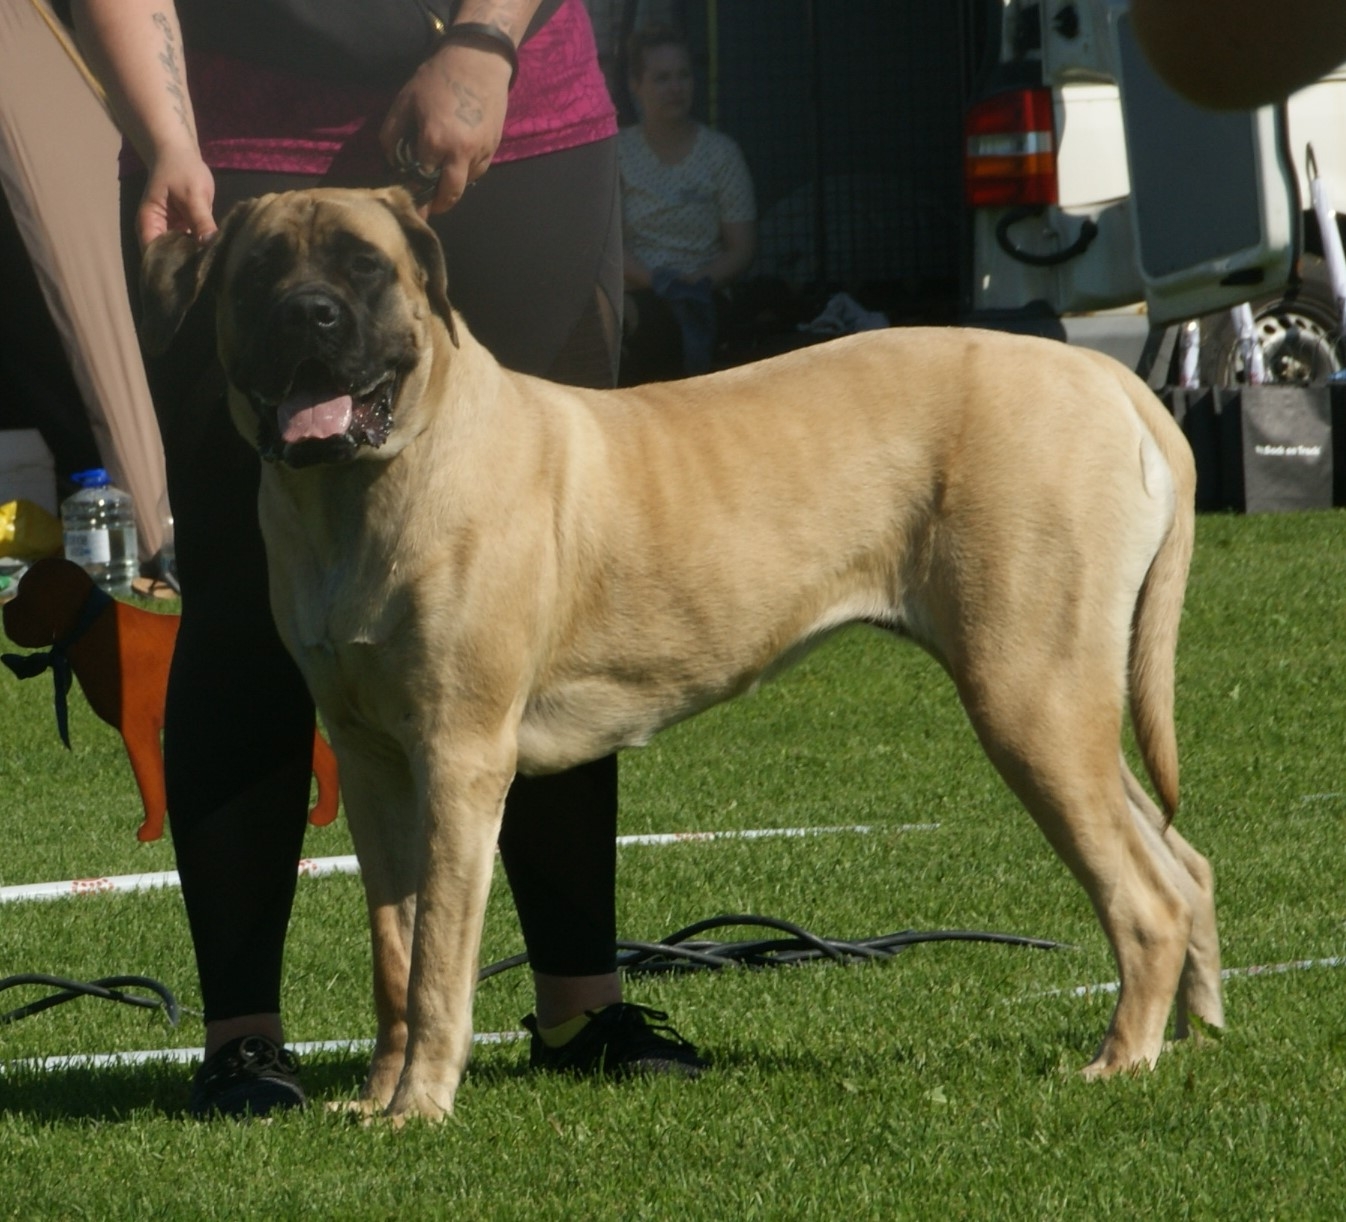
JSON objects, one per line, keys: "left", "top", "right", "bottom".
{"left": 277, "top": 559, "right": 413, "bottom": 699}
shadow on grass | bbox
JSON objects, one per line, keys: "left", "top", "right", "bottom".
{"left": 0, "top": 1050, "right": 549, "bottom": 1122}
{"left": 0, "top": 1052, "right": 376, "bottom": 1122}
{"left": 0, "top": 1061, "right": 196, "bottom": 1121}
{"left": 0, "top": 1023, "right": 1113, "bottom": 1121}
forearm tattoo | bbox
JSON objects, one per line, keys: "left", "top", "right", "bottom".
{"left": 152, "top": 11, "right": 190, "bottom": 136}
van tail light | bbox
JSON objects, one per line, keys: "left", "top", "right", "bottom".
{"left": 964, "top": 87, "right": 1058, "bottom": 208}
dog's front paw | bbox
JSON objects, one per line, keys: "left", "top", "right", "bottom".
{"left": 325, "top": 1098, "right": 384, "bottom": 1125}
{"left": 1080, "top": 1034, "right": 1161, "bottom": 1079}
{"left": 384, "top": 1078, "right": 457, "bottom": 1123}
{"left": 360, "top": 1059, "right": 404, "bottom": 1111}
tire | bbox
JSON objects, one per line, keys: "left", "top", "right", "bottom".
{"left": 1197, "top": 255, "right": 1345, "bottom": 386}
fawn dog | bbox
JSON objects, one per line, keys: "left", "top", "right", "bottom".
{"left": 137, "top": 186, "right": 1222, "bottom": 1120}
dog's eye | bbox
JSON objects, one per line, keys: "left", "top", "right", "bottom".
{"left": 347, "top": 251, "right": 388, "bottom": 281}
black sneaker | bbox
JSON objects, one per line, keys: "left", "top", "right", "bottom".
{"left": 523, "top": 1003, "right": 706, "bottom": 1079}
{"left": 188, "top": 1035, "right": 306, "bottom": 1119}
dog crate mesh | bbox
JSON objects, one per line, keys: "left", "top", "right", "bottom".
{"left": 612, "top": 1, "right": 976, "bottom": 320}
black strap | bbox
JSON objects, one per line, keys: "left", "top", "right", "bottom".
{"left": 1, "top": 581, "right": 113, "bottom": 750}
{"left": 520, "top": 0, "right": 565, "bottom": 45}
{"left": 427, "top": 1, "right": 563, "bottom": 46}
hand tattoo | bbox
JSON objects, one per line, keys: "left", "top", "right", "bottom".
{"left": 451, "top": 80, "right": 485, "bottom": 129}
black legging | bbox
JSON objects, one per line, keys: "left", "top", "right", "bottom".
{"left": 122, "top": 139, "right": 624, "bottom": 1021}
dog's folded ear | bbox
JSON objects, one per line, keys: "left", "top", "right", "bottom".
{"left": 379, "top": 188, "right": 460, "bottom": 349}
{"left": 138, "top": 232, "right": 213, "bottom": 356}
{"left": 138, "top": 204, "right": 247, "bottom": 357}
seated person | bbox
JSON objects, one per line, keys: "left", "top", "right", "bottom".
{"left": 618, "top": 25, "right": 756, "bottom": 384}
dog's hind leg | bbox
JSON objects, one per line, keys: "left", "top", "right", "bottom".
{"left": 1121, "top": 762, "right": 1224, "bottom": 1039}
{"left": 957, "top": 664, "right": 1192, "bottom": 1077}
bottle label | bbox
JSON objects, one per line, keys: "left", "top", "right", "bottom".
{"left": 65, "top": 528, "right": 111, "bottom": 566}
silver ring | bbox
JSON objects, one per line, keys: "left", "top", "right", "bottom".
{"left": 392, "top": 137, "right": 442, "bottom": 188}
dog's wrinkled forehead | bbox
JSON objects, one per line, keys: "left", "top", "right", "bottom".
{"left": 221, "top": 192, "right": 416, "bottom": 303}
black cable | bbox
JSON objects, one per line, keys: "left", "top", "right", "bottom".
{"left": 477, "top": 913, "right": 1072, "bottom": 980}
{"left": 994, "top": 205, "right": 1099, "bottom": 268}
{"left": 0, "top": 973, "right": 181, "bottom": 1027}
{"left": 1, "top": 918, "right": 1069, "bottom": 1027}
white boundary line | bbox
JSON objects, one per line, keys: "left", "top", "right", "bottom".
{"left": 1037, "top": 954, "right": 1346, "bottom": 999}
{"left": 0, "top": 824, "right": 937, "bottom": 906}
{"left": 1, "top": 1032, "right": 524, "bottom": 1076}
{"left": 7, "top": 818, "right": 1341, "bottom": 1076}
{"left": 10, "top": 954, "right": 1344, "bottom": 1077}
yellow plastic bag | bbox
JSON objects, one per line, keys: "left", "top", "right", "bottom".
{"left": 0, "top": 498, "right": 63, "bottom": 560}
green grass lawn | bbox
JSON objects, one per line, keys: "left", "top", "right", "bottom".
{"left": 1, "top": 510, "right": 1344, "bottom": 1219}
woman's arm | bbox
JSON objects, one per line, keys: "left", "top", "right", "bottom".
{"left": 692, "top": 135, "right": 757, "bottom": 288}
{"left": 70, "top": 0, "right": 215, "bottom": 247}
{"left": 693, "top": 219, "right": 756, "bottom": 289}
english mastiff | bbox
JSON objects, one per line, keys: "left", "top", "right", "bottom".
{"left": 141, "top": 186, "right": 1223, "bottom": 1120}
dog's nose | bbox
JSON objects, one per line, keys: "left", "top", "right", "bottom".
{"left": 278, "top": 290, "right": 342, "bottom": 333}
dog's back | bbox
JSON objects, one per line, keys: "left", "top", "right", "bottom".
{"left": 502, "top": 328, "right": 1191, "bottom": 780}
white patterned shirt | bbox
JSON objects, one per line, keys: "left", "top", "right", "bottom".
{"left": 618, "top": 124, "right": 756, "bottom": 278}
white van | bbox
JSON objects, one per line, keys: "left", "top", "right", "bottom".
{"left": 965, "top": 0, "right": 1346, "bottom": 385}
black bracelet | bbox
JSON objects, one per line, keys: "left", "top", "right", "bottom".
{"left": 435, "top": 22, "right": 520, "bottom": 89}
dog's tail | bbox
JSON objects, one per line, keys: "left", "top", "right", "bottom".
{"left": 1125, "top": 377, "right": 1197, "bottom": 824}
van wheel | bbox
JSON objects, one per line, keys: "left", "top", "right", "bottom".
{"left": 1198, "top": 256, "right": 1344, "bottom": 386}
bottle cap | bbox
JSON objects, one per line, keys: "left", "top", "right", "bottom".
{"left": 70, "top": 468, "right": 112, "bottom": 489}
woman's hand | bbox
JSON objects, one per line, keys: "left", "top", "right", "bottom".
{"left": 137, "top": 145, "right": 217, "bottom": 250}
{"left": 379, "top": 39, "right": 514, "bottom": 214}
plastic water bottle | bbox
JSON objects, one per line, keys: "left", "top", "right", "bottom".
{"left": 61, "top": 468, "right": 139, "bottom": 595}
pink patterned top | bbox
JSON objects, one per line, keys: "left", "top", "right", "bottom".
{"left": 121, "top": 0, "right": 616, "bottom": 179}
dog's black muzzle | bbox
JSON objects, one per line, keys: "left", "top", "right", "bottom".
{"left": 232, "top": 284, "right": 403, "bottom": 467}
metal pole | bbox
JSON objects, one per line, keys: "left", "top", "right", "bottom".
{"left": 1306, "top": 143, "right": 1346, "bottom": 341}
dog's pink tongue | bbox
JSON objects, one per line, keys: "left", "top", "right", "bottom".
{"left": 278, "top": 389, "right": 354, "bottom": 444}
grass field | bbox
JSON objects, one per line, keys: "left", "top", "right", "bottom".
{"left": 1, "top": 510, "right": 1344, "bottom": 1219}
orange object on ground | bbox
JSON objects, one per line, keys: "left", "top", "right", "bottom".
{"left": 2, "top": 556, "right": 339, "bottom": 841}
